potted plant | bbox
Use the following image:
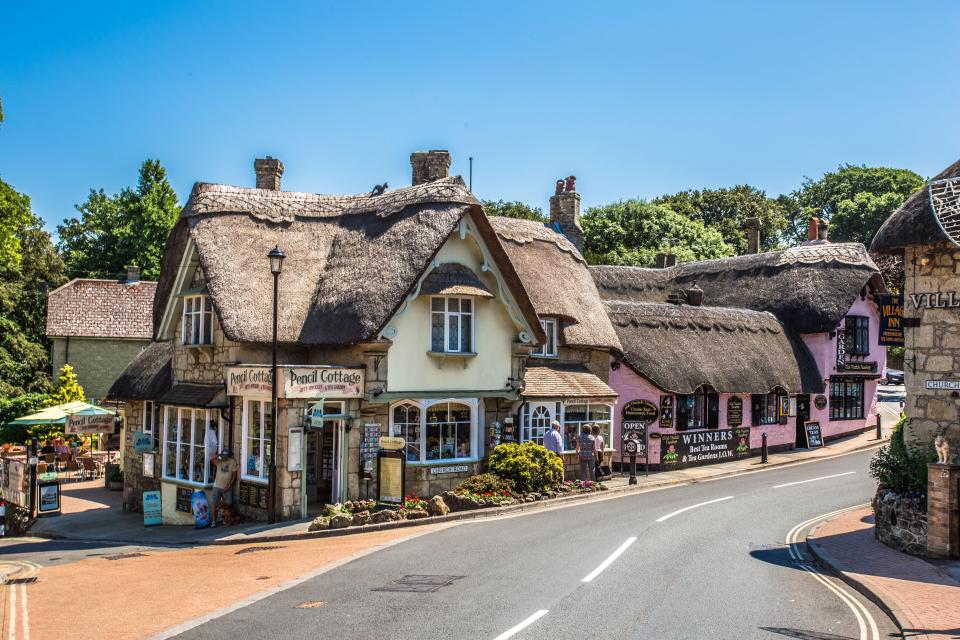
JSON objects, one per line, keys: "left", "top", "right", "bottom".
{"left": 104, "top": 464, "right": 123, "bottom": 491}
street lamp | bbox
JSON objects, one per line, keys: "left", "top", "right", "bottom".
{"left": 267, "top": 245, "right": 285, "bottom": 524}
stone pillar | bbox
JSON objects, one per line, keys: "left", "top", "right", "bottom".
{"left": 410, "top": 150, "right": 451, "bottom": 186}
{"left": 254, "top": 156, "right": 284, "bottom": 191}
{"left": 927, "top": 462, "right": 960, "bottom": 558}
{"left": 549, "top": 189, "right": 583, "bottom": 253}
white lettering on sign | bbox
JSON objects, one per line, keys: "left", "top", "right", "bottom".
{"left": 925, "top": 380, "right": 960, "bottom": 390}
{"left": 909, "top": 291, "right": 960, "bottom": 310}
{"left": 429, "top": 465, "right": 470, "bottom": 475}
{"left": 225, "top": 366, "right": 365, "bottom": 399}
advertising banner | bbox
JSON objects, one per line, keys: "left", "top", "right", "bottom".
{"left": 66, "top": 413, "right": 114, "bottom": 435}
{"left": 133, "top": 431, "right": 154, "bottom": 453}
{"left": 0, "top": 458, "right": 28, "bottom": 507}
{"left": 659, "top": 427, "right": 752, "bottom": 469}
{"left": 225, "top": 366, "right": 365, "bottom": 399}
{"left": 143, "top": 490, "right": 162, "bottom": 526}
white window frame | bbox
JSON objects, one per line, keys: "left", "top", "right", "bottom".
{"left": 181, "top": 294, "right": 214, "bottom": 346}
{"left": 389, "top": 398, "right": 479, "bottom": 464}
{"left": 390, "top": 401, "right": 423, "bottom": 463}
{"left": 541, "top": 401, "right": 614, "bottom": 453}
{"left": 142, "top": 401, "right": 155, "bottom": 438}
{"left": 241, "top": 398, "right": 272, "bottom": 484}
{"left": 430, "top": 296, "right": 475, "bottom": 354}
{"left": 531, "top": 318, "right": 558, "bottom": 358}
{"left": 161, "top": 406, "right": 217, "bottom": 487}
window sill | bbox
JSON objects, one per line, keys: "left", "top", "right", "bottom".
{"left": 407, "top": 458, "right": 479, "bottom": 467}
{"left": 161, "top": 477, "right": 210, "bottom": 489}
{"left": 426, "top": 351, "right": 477, "bottom": 369}
{"left": 529, "top": 353, "right": 558, "bottom": 359}
{"left": 181, "top": 343, "right": 215, "bottom": 349}
{"left": 241, "top": 474, "right": 269, "bottom": 485}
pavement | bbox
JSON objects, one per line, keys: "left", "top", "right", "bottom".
{"left": 808, "top": 507, "right": 960, "bottom": 639}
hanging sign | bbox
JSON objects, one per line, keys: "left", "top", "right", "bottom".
{"left": 659, "top": 396, "right": 674, "bottom": 430}
{"left": 225, "top": 366, "right": 365, "bottom": 399}
{"left": 622, "top": 400, "right": 658, "bottom": 423}
{"left": 659, "top": 427, "right": 752, "bottom": 469}
{"left": 66, "top": 413, "right": 114, "bottom": 435}
{"left": 143, "top": 490, "right": 162, "bottom": 526}
{"left": 133, "top": 431, "right": 154, "bottom": 453}
{"left": 878, "top": 294, "right": 904, "bottom": 346}
{"left": 727, "top": 397, "right": 743, "bottom": 427}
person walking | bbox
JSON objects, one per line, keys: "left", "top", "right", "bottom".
{"left": 544, "top": 420, "right": 565, "bottom": 481}
{"left": 592, "top": 424, "right": 606, "bottom": 479}
{"left": 210, "top": 449, "right": 238, "bottom": 528}
{"left": 576, "top": 426, "right": 596, "bottom": 482}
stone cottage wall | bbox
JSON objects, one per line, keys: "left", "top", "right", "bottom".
{"left": 873, "top": 488, "right": 927, "bottom": 556}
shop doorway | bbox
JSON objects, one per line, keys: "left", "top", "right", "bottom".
{"left": 795, "top": 395, "right": 810, "bottom": 447}
{"left": 304, "top": 419, "right": 345, "bottom": 513}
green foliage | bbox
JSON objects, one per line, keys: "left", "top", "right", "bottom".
{"left": 455, "top": 472, "right": 518, "bottom": 498}
{"left": 58, "top": 159, "right": 179, "bottom": 280}
{"left": 0, "top": 392, "right": 50, "bottom": 445}
{"left": 0, "top": 175, "right": 33, "bottom": 275}
{"left": 482, "top": 199, "right": 546, "bottom": 222}
{"left": 869, "top": 418, "right": 937, "bottom": 496}
{"left": 46, "top": 364, "right": 85, "bottom": 407}
{"left": 488, "top": 442, "right": 563, "bottom": 494}
{"left": 654, "top": 186, "right": 789, "bottom": 254}
{"left": 582, "top": 199, "right": 734, "bottom": 266}
{"left": 0, "top": 317, "right": 51, "bottom": 398}
{"left": 787, "top": 165, "right": 924, "bottom": 246}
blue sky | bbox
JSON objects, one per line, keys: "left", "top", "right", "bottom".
{"left": 2, "top": 1, "right": 959, "bottom": 232}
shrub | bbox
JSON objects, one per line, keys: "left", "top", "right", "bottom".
{"left": 869, "top": 417, "right": 937, "bottom": 497}
{"left": 455, "top": 473, "right": 517, "bottom": 498}
{"left": 0, "top": 393, "right": 52, "bottom": 445}
{"left": 488, "top": 442, "right": 563, "bottom": 494}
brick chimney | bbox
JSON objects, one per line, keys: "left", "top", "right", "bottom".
{"left": 745, "top": 217, "right": 761, "bottom": 254}
{"left": 255, "top": 156, "right": 284, "bottom": 191}
{"left": 818, "top": 219, "right": 829, "bottom": 242}
{"left": 410, "top": 150, "right": 451, "bottom": 186}
{"left": 549, "top": 176, "right": 583, "bottom": 253}
{"left": 655, "top": 253, "right": 677, "bottom": 269}
{"left": 807, "top": 217, "right": 820, "bottom": 242}
{"left": 125, "top": 265, "right": 140, "bottom": 284}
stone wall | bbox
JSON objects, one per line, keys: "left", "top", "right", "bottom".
{"left": 51, "top": 336, "right": 151, "bottom": 401}
{"left": 873, "top": 488, "right": 928, "bottom": 556}
{"left": 121, "top": 399, "right": 161, "bottom": 512}
{"left": 927, "top": 462, "right": 960, "bottom": 558}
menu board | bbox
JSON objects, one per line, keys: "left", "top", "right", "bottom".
{"left": 659, "top": 396, "right": 674, "bottom": 430}
{"left": 804, "top": 422, "right": 824, "bottom": 448}
{"left": 727, "top": 397, "right": 743, "bottom": 427}
{"left": 378, "top": 452, "right": 404, "bottom": 505}
{"left": 175, "top": 486, "right": 193, "bottom": 513}
{"left": 238, "top": 481, "right": 269, "bottom": 509}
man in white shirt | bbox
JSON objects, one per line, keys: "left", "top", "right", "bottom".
{"left": 544, "top": 420, "right": 565, "bottom": 481}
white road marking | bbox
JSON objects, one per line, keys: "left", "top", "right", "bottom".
{"left": 655, "top": 496, "right": 733, "bottom": 522}
{"left": 773, "top": 471, "right": 856, "bottom": 489}
{"left": 8, "top": 584, "right": 16, "bottom": 640}
{"left": 581, "top": 537, "right": 637, "bottom": 583}
{"left": 491, "top": 609, "right": 549, "bottom": 640}
{"left": 19, "top": 584, "right": 28, "bottom": 640}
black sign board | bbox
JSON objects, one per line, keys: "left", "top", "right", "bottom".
{"left": 238, "top": 481, "right": 269, "bottom": 510}
{"left": 659, "top": 427, "right": 752, "bottom": 469}
{"left": 836, "top": 330, "right": 846, "bottom": 370}
{"left": 622, "top": 400, "right": 658, "bottom": 424}
{"left": 37, "top": 480, "right": 61, "bottom": 515}
{"left": 175, "top": 486, "right": 193, "bottom": 513}
{"left": 621, "top": 421, "right": 647, "bottom": 460}
{"left": 814, "top": 395, "right": 827, "bottom": 411}
{"left": 803, "top": 421, "right": 824, "bottom": 448}
{"left": 727, "top": 396, "right": 743, "bottom": 427}
{"left": 659, "top": 396, "right": 674, "bottom": 430}
{"left": 878, "top": 294, "right": 904, "bottom": 346}
{"left": 838, "top": 361, "right": 878, "bottom": 374}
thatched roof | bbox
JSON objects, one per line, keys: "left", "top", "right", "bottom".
{"left": 420, "top": 263, "right": 493, "bottom": 298}
{"left": 871, "top": 159, "right": 960, "bottom": 252}
{"left": 605, "top": 301, "right": 823, "bottom": 395}
{"left": 155, "top": 177, "right": 544, "bottom": 346}
{"left": 106, "top": 341, "right": 172, "bottom": 401}
{"left": 592, "top": 243, "right": 883, "bottom": 334}
{"left": 489, "top": 217, "right": 622, "bottom": 353}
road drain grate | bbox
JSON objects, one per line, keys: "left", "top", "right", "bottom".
{"left": 373, "top": 575, "right": 465, "bottom": 593}
{"left": 235, "top": 545, "right": 285, "bottom": 555}
{"left": 104, "top": 552, "right": 147, "bottom": 561}
{"left": 5, "top": 577, "right": 37, "bottom": 585}
{"left": 296, "top": 600, "right": 326, "bottom": 609}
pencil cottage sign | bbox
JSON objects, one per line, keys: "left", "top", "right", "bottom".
{"left": 225, "top": 366, "right": 364, "bottom": 399}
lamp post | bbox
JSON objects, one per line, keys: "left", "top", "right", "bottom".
{"left": 267, "top": 245, "right": 285, "bottom": 524}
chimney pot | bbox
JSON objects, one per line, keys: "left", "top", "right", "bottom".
{"left": 818, "top": 220, "right": 829, "bottom": 241}
{"left": 807, "top": 217, "right": 820, "bottom": 242}
{"left": 254, "top": 157, "right": 284, "bottom": 191}
{"left": 564, "top": 175, "right": 577, "bottom": 193}
{"left": 745, "top": 217, "right": 761, "bottom": 254}
{"left": 550, "top": 178, "right": 583, "bottom": 253}
{"left": 555, "top": 179, "right": 565, "bottom": 196}
{"left": 410, "top": 150, "right": 451, "bottom": 186}
{"left": 655, "top": 253, "right": 668, "bottom": 269}
{"left": 126, "top": 265, "right": 140, "bottom": 284}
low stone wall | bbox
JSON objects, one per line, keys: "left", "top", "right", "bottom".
{"left": 872, "top": 488, "right": 927, "bottom": 556}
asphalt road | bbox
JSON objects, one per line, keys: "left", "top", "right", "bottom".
{"left": 171, "top": 447, "right": 900, "bottom": 640}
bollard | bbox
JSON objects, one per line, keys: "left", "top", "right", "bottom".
{"left": 0, "top": 499, "right": 5, "bottom": 537}
{"left": 761, "top": 432, "right": 769, "bottom": 464}
{"left": 628, "top": 453, "right": 637, "bottom": 485}
{"left": 876, "top": 413, "right": 882, "bottom": 440}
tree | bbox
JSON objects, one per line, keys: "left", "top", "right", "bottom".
{"left": 654, "top": 186, "right": 789, "bottom": 254}
{"left": 11, "top": 218, "right": 66, "bottom": 343}
{"left": 482, "top": 199, "right": 546, "bottom": 222}
{"left": 58, "top": 159, "right": 180, "bottom": 279}
{"left": 582, "top": 199, "right": 734, "bottom": 267}
{"left": 46, "top": 364, "right": 85, "bottom": 406}
{"left": 787, "top": 165, "right": 924, "bottom": 245}
{"left": 0, "top": 174, "right": 33, "bottom": 276}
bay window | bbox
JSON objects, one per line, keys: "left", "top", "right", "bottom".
{"left": 431, "top": 297, "right": 474, "bottom": 353}
{"left": 182, "top": 295, "right": 213, "bottom": 346}
{"left": 162, "top": 406, "right": 224, "bottom": 485}
{"left": 242, "top": 399, "right": 273, "bottom": 482}
{"left": 830, "top": 378, "right": 864, "bottom": 420}
{"left": 389, "top": 399, "right": 478, "bottom": 463}
{"left": 562, "top": 403, "right": 613, "bottom": 451}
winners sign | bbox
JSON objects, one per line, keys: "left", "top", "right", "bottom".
{"left": 659, "top": 427, "right": 751, "bottom": 469}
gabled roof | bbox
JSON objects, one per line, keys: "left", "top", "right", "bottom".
{"left": 604, "top": 301, "right": 823, "bottom": 395}
{"left": 871, "top": 159, "right": 960, "bottom": 252}
{"left": 47, "top": 279, "right": 157, "bottom": 339}
{"left": 154, "top": 177, "right": 544, "bottom": 346}
{"left": 592, "top": 243, "right": 883, "bottom": 334}
{"left": 489, "top": 217, "right": 622, "bottom": 353}
{"left": 106, "top": 341, "right": 172, "bottom": 401}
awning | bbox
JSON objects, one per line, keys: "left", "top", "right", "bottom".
{"left": 6, "top": 401, "right": 115, "bottom": 426}
{"left": 158, "top": 384, "right": 228, "bottom": 408}
{"left": 522, "top": 364, "right": 618, "bottom": 400}
{"left": 420, "top": 263, "right": 494, "bottom": 298}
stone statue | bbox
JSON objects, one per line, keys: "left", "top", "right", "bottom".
{"left": 935, "top": 435, "right": 953, "bottom": 464}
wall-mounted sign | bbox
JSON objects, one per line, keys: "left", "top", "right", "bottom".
{"left": 659, "top": 427, "right": 751, "bottom": 469}
{"left": 66, "top": 413, "right": 114, "bottom": 435}
{"left": 814, "top": 395, "right": 828, "bottom": 411}
{"left": 925, "top": 379, "right": 960, "bottom": 390}
{"left": 288, "top": 426, "right": 303, "bottom": 472}
{"left": 430, "top": 465, "right": 469, "bottom": 475}
{"left": 143, "top": 490, "right": 162, "bottom": 526}
{"left": 838, "top": 362, "right": 878, "bottom": 374}
{"left": 379, "top": 436, "right": 406, "bottom": 450}
{"left": 835, "top": 329, "right": 846, "bottom": 371}
{"left": 238, "top": 481, "right": 268, "bottom": 509}
{"left": 622, "top": 400, "right": 658, "bottom": 423}
{"left": 879, "top": 294, "right": 904, "bottom": 346}
{"left": 175, "top": 486, "right": 193, "bottom": 513}
{"left": 727, "top": 397, "right": 743, "bottom": 427}
{"left": 803, "top": 421, "right": 824, "bottom": 448}
{"left": 133, "top": 431, "right": 154, "bottom": 453}
{"left": 779, "top": 395, "right": 791, "bottom": 419}
{"left": 659, "top": 396, "right": 674, "bottom": 430}
{"left": 225, "top": 366, "right": 365, "bottom": 399}
{"left": 142, "top": 452, "right": 155, "bottom": 478}
{"left": 908, "top": 291, "right": 960, "bottom": 310}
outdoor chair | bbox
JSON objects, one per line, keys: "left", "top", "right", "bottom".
{"left": 44, "top": 452, "right": 57, "bottom": 467}
{"left": 79, "top": 457, "right": 102, "bottom": 481}
{"left": 64, "top": 459, "right": 82, "bottom": 481}
{"left": 36, "top": 461, "right": 47, "bottom": 474}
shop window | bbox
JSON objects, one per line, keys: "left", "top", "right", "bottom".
{"left": 430, "top": 297, "right": 474, "bottom": 353}
{"left": 142, "top": 401, "right": 154, "bottom": 438}
{"left": 562, "top": 403, "right": 613, "bottom": 451}
{"left": 162, "top": 406, "right": 217, "bottom": 486}
{"left": 751, "top": 393, "right": 785, "bottom": 426}
{"left": 522, "top": 402, "right": 558, "bottom": 445}
{"left": 242, "top": 399, "right": 273, "bottom": 482}
{"left": 426, "top": 402, "right": 472, "bottom": 460}
{"left": 391, "top": 403, "right": 422, "bottom": 463}
{"left": 844, "top": 316, "right": 870, "bottom": 356}
{"left": 830, "top": 378, "right": 864, "bottom": 420}
{"left": 676, "top": 390, "right": 719, "bottom": 430}
{"left": 531, "top": 318, "right": 558, "bottom": 358}
{"left": 182, "top": 295, "right": 213, "bottom": 346}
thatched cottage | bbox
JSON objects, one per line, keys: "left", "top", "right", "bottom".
{"left": 592, "top": 221, "right": 888, "bottom": 469}
{"left": 108, "top": 152, "right": 620, "bottom": 523}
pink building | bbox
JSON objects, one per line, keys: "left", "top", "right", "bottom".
{"left": 591, "top": 234, "right": 887, "bottom": 470}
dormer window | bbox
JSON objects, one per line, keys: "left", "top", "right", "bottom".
{"left": 182, "top": 295, "right": 213, "bottom": 346}
{"left": 431, "top": 297, "right": 474, "bottom": 354}
{"left": 531, "top": 318, "right": 558, "bottom": 357}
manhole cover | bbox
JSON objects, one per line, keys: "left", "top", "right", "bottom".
{"left": 373, "top": 575, "right": 465, "bottom": 593}
{"left": 235, "top": 545, "right": 285, "bottom": 555}
{"left": 104, "top": 552, "right": 147, "bottom": 561}
{"left": 296, "top": 600, "right": 326, "bottom": 609}
{"left": 5, "top": 577, "right": 37, "bottom": 585}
